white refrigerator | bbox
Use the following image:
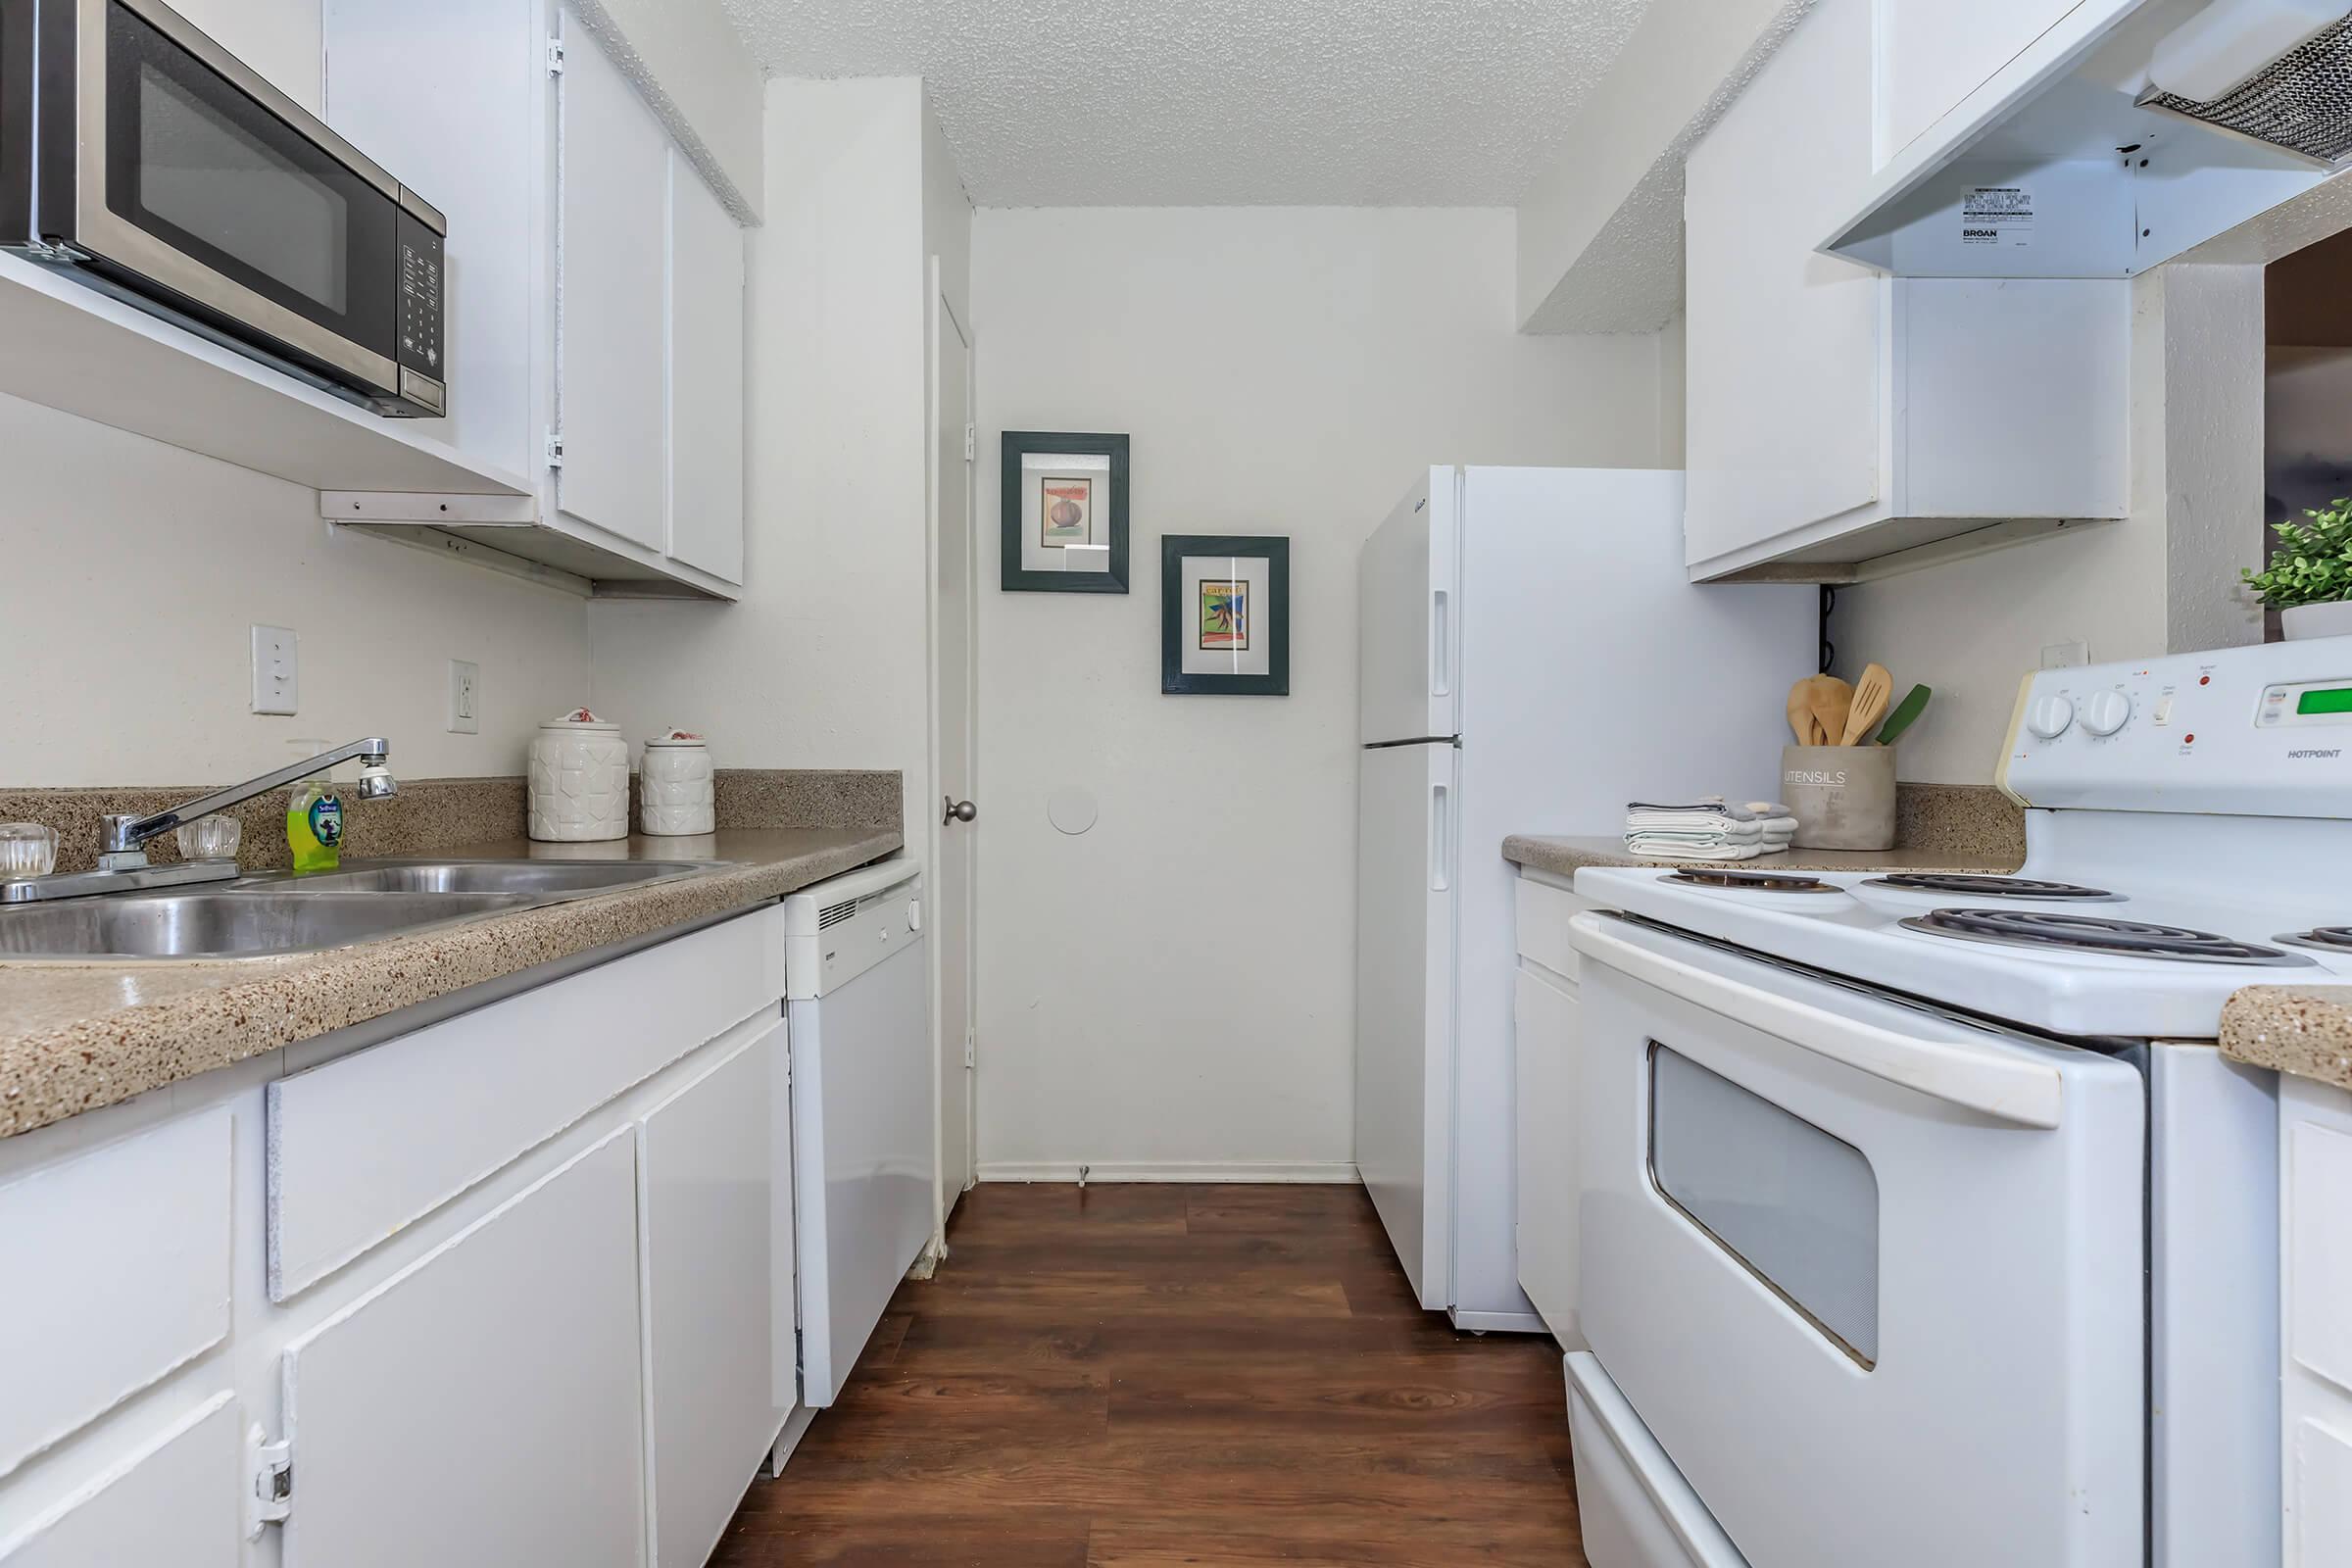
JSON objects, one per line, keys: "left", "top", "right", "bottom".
{"left": 1354, "top": 466, "right": 1814, "bottom": 1331}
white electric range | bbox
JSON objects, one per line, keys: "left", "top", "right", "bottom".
{"left": 1558, "top": 637, "right": 2352, "bottom": 1568}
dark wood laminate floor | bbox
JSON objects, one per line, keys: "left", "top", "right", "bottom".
{"left": 712, "top": 1183, "right": 1584, "bottom": 1567}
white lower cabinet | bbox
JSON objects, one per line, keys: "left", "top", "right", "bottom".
{"left": 1513, "top": 871, "right": 1596, "bottom": 1347}
{"left": 0, "top": 905, "right": 808, "bottom": 1568}
{"left": 281, "top": 1131, "right": 647, "bottom": 1568}
{"left": 0, "top": 1396, "right": 244, "bottom": 1566}
{"left": 640, "top": 1024, "right": 781, "bottom": 1568}
{"left": 2283, "top": 1074, "right": 2352, "bottom": 1566}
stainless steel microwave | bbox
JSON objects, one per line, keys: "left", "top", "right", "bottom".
{"left": 0, "top": 0, "right": 445, "bottom": 416}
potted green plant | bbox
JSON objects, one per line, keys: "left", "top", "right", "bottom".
{"left": 2244, "top": 501, "right": 2352, "bottom": 640}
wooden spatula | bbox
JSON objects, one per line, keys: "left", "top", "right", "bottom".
{"left": 1795, "top": 674, "right": 1853, "bottom": 750}
{"left": 1840, "top": 663, "right": 1892, "bottom": 746}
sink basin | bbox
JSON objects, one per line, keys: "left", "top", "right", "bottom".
{"left": 251, "top": 859, "right": 710, "bottom": 897}
{"left": 0, "top": 892, "right": 544, "bottom": 960}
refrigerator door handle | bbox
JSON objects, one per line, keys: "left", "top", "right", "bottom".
{"left": 1429, "top": 779, "right": 1452, "bottom": 893}
{"left": 1431, "top": 588, "right": 1451, "bottom": 699}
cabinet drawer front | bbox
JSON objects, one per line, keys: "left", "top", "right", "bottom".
{"left": 1515, "top": 872, "right": 1598, "bottom": 985}
{"left": 269, "top": 906, "right": 783, "bottom": 1300}
{"left": 0, "top": 1109, "right": 233, "bottom": 1478}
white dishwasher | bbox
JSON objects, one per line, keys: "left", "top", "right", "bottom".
{"left": 782, "top": 858, "right": 931, "bottom": 1407}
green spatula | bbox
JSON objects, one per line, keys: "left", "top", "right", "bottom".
{"left": 1874, "top": 684, "right": 1932, "bottom": 746}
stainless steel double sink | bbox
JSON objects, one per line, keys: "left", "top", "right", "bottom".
{"left": 0, "top": 858, "right": 715, "bottom": 961}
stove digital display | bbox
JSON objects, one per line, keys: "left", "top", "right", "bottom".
{"left": 2296, "top": 687, "right": 2352, "bottom": 716}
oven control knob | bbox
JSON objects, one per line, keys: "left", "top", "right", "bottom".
{"left": 2080, "top": 689, "right": 2132, "bottom": 737}
{"left": 2026, "top": 694, "right": 2076, "bottom": 739}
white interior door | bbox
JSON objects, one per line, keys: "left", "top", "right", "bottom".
{"left": 928, "top": 267, "right": 977, "bottom": 1226}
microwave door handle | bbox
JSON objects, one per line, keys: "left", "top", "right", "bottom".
{"left": 1567, "top": 913, "right": 2065, "bottom": 1130}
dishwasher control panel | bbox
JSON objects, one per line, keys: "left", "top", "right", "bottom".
{"left": 781, "top": 860, "right": 924, "bottom": 1000}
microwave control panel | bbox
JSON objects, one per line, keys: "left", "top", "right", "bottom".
{"left": 2000, "top": 640, "right": 2352, "bottom": 815}
{"left": 394, "top": 207, "right": 445, "bottom": 414}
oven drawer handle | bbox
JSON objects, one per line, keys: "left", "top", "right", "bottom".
{"left": 1568, "top": 913, "right": 2064, "bottom": 1130}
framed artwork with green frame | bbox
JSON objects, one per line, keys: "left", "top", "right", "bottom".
{"left": 1001, "top": 431, "right": 1130, "bottom": 593}
{"left": 1161, "top": 534, "right": 1290, "bottom": 696}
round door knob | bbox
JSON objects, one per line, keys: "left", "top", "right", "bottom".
{"left": 943, "top": 797, "right": 977, "bottom": 824}
{"left": 2079, "top": 689, "right": 2132, "bottom": 737}
{"left": 2026, "top": 694, "right": 2076, "bottom": 740}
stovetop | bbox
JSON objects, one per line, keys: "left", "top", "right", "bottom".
{"left": 1573, "top": 862, "right": 2352, "bottom": 1040}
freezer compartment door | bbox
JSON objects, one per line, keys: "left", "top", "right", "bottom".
{"left": 1354, "top": 740, "right": 1457, "bottom": 1307}
{"left": 1358, "top": 468, "right": 1459, "bottom": 745}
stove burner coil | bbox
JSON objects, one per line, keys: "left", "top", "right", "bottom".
{"left": 1662, "top": 869, "right": 1839, "bottom": 894}
{"left": 1867, "top": 874, "right": 2118, "bottom": 901}
{"left": 2279, "top": 926, "right": 2352, "bottom": 954}
{"left": 1902, "top": 908, "right": 2309, "bottom": 965}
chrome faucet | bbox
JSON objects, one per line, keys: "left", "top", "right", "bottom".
{"left": 0, "top": 739, "right": 400, "bottom": 906}
{"left": 99, "top": 738, "right": 398, "bottom": 869}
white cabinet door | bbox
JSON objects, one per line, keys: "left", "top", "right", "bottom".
{"left": 2284, "top": 1076, "right": 2352, "bottom": 1566}
{"left": 640, "top": 1023, "right": 776, "bottom": 1568}
{"left": 1514, "top": 964, "right": 1581, "bottom": 1346}
{"left": 1684, "top": 0, "right": 1881, "bottom": 571}
{"left": 666, "top": 151, "right": 746, "bottom": 583}
{"left": 280, "top": 1130, "right": 644, "bottom": 1568}
{"left": 558, "top": 13, "right": 670, "bottom": 552}
{"left": 0, "top": 1395, "right": 242, "bottom": 1567}
{"left": 1875, "top": 0, "right": 2083, "bottom": 168}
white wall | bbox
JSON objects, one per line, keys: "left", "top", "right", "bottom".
{"left": 0, "top": 395, "right": 590, "bottom": 785}
{"left": 1828, "top": 264, "right": 2266, "bottom": 784}
{"left": 970, "top": 207, "right": 1661, "bottom": 1176}
{"left": 0, "top": 0, "right": 593, "bottom": 789}
{"left": 589, "top": 79, "right": 934, "bottom": 849}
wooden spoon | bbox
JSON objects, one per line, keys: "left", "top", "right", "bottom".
{"left": 1795, "top": 674, "right": 1853, "bottom": 750}
{"left": 1787, "top": 680, "right": 1818, "bottom": 746}
{"left": 1840, "top": 663, "right": 1892, "bottom": 746}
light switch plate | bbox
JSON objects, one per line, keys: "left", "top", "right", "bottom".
{"left": 447, "top": 659, "right": 480, "bottom": 734}
{"left": 251, "top": 625, "right": 298, "bottom": 714}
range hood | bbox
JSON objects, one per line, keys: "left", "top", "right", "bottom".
{"left": 1825, "top": 0, "right": 2352, "bottom": 275}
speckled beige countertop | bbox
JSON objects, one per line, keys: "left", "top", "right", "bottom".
{"left": 1503, "top": 782, "right": 2028, "bottom": 880}
{"left": 1503, "top": 835, "right": 2025, "bottom": 878}
{"left": 2222, "top": 987, "right": 2352, "bottom": 1093}
{"left": 0, "top": 827, "right": 899, "bottom": 1139}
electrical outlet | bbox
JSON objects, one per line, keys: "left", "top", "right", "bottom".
{"left": 251, "top": 625, "right": 298, "bottom": 714}
{"left": 2041, "top": 639, "right": 2088, "bottom": 670}
{"left": 447, "top": 659, "right": 480, "bottom": 734}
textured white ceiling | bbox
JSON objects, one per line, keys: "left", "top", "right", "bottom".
{"left": 720, "top": 0, "right": 1656, "bottom": 206}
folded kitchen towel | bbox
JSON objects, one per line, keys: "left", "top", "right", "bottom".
{"left": 1623, "top": 797, "right": 1797, "bottom": 861}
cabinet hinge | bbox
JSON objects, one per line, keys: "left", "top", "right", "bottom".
{"left": 545, "top": 431, "right": 565, "bottom": 469}
{"left": 963, "top": 1028, "right": 975, "bottom": 1068}
{"left": 245, "top": 1427, "right": 293, "bottom": 1536}
{"left": 546, "top": 37, "right": 565, "bottom": 74}
{"left": 962, "top": 423, "right": 975, "bottom": 462}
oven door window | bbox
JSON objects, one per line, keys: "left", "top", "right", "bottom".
{"left": 102, "top": 1, "right": 391, "bottom": 357}
{"left": 1649, "top": 1043, "right": 1881, "bottom": 1365}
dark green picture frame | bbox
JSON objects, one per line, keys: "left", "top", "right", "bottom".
{"left": 1001, "top": 431, "right": 1130, "bottom": 593}
{"left": 1161, "top": 534, "right": 1290, "bottom": 696}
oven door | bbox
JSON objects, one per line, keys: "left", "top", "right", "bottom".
{"left": 1570, "top": 912, "right": 2145, "bottom": 1568}
{"left": 44, "top": 0, "right": 402, "bottom": 396}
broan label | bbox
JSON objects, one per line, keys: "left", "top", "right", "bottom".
{"left": 1960, "top": 185, "right": 2034, "bottom": 248}
{"left": 1787, "top": 768, "right": 1850, "bottom": 787}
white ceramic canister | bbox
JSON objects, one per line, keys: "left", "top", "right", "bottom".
{"left": 527, "top": 709, "right": 630, "bottom": 842}
{"left": 640, "top": 728, "right": 715, "bottom": 835}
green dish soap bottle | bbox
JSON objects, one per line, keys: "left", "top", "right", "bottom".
{"left": 285, "top": 742, "right": 346, "bottom": 874}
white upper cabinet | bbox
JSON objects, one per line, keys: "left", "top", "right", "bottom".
{"left": 322, "top": 0, "right": 751, "bottom": 599}
{"left": 1873, "top": 0, "right": 2086, "bottom": 167}
{"left": 1683, "top": 0, "right": 2130, "bottom": 582}
{"left": 668, "top": 150, "right": 751, "bottom": 585}
{"left": 558, "top": 24, "right": 673, "bottom": 553}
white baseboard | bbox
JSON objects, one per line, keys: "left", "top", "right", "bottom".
{"left": 976, "top": 1160, "right": 1361, "bottom": 1185}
